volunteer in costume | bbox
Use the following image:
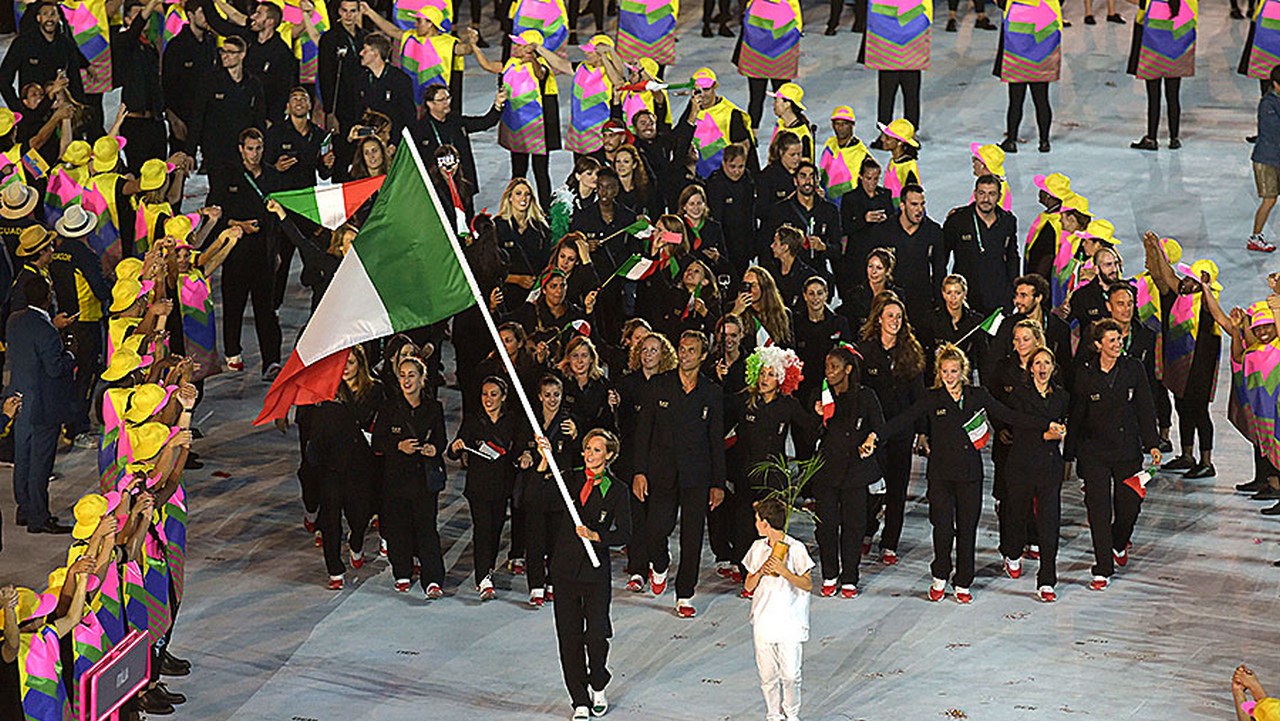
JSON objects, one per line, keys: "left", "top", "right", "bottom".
{"left": 818, "top": 105, "right": 869, "bottom": 209}
{"left": 565, "top": 35, "right": 626, "bottom": 158}
{"left": 734, "top": 0, "right": 803, "bottom": 130}
{"left": 478, "top": 30, "right": 572, "bottom": 209}
{"left": 1126, "top": 0, "right": 1196, "bottom": 150}
{"left": 969, "top": 142, "right": 1011, "bottom": 211}
{"left": 616, "top": 0, "right": 679, "bottom": 71}
{"left": 507, "top": 0, "right": 570, "bottom": 53}
{"left": 1024, "top": 172, "right": 1070, "bottom": 280}
{"left": 768, "top": 82, "right": 814, "bottom": 162}
{"left": 995, "top": 0, "right": 1061, "bottom": 154}
{"left": 1220, "top": 301, "right": 1280, "bottom": 511}
{"left": 4, "top": 575, "right": 88, "bottom": 721}
{"left": 858, "top": 0, "right": 932, "bottom": 135}
{"left": 865, "top": 344, "right": 1060, "bottom": 604}
{"left": 619, "top": 59, "right": 672, "bottom": 130}
{"left": 132, "top": 158, "right": 186, "bottom": 255}
{"left": 877, "top": 118, "right": 920, "bottom": 209}
{"left": 676, "top": 68, "right": 758, "bottom": 180}
{"left": 86, "top": 135, "right": 139, "bottom": 273}
{"left": 1048, "top": 192, "right": 1091, "bottom": 307}
{"left": 169, "top": 219, "right": 238, "bottom": 388}
{"left": 361, "top": 4, "right": 479, "bottom": 105}
{"left": 1239, "top": 0, "right": 1280, "bottom": 96}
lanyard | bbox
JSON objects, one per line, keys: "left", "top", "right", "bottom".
{"left": 971, "top": 209, "right": 986, "bottom": 254}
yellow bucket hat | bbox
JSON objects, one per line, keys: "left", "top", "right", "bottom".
{"left": 1160, "top": 237, "right": 1182, "bottom": 264}
{"left": 1188, "top": 258, "right": 1222, "bottom": 292}
{"left": 1078, "top": 218, "right": 1116, "bottom": 246}
{"left": 71, "top": 493, "right": 108, "bottom": 540}
{"left": 127, "top": 422, "right": 176, "bottom": 462}
{"left": 115, "top": 257, "right": 144, "bottom": 282}
{"left": 164, "top": 215, "right": 193, "bottom": 242}
{"left": 768, "top": 82, "right": 806, "bottom": 112}
{"left": 1061, "top": 193, "right": 1090, "bottom": 215}
{"left": 970, "top": 142, "right": 1006, "bottom": 177}
{"left": 124, "top": 384, "right": 174, "bottom": 424}
{"left": 1034, "top": 172, "right": 1071, "bottom": 199}
{"left": 692, "top": 67, "right": 717, "bottom": 89}
{"left": 416, "top": 4, "right": 445, "bottom": 29}
{"left": 16, "top": 587, "right": 57, "bottom": 623}
{"left": 139, "top": 158, "right": 171, "bottom": 192}
{"left": 91, "top": 135, "right": 126, "bottom": 174}
{"left": 101, "top": 346, "right": 143, "bottom": 382}
{"left": 509, "top": 28, "right": 543, "bottom": 46}
{"left": 877, "top": 118, "right": 918, "bottom": 148}
{"left": 637, "top": 57, "right": 660, "bottom": 79}
{"left": 62, "top": 140, "right": 91, "bottom": 167}
{"left": 830, "top": 105, "right": 856, "bottom": 123}
{"left": 0, "top": 108, "right": 21, "bottom": 137}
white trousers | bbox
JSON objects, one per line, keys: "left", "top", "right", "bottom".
{"left": 754, "top": 639, "right": 803, "bottom": 721}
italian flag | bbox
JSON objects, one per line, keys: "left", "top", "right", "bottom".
{"left": 724, "top": 425, "right": 738, "bottom": 450}
{"left": 756, "top": 322, "right": 773, "bottom": 349}
{"left": 267, "top": 175, "right": 385, "bottom": 229}
{"left": 820, "top": 379, "right": 835, "bottom": 426}
{"left": 615, "top": 253, "right": 658, "bottom": 281}
{"left": 978, "top": 307, "right": 1005, "bottom": 336}
{"left": 565, "top": 319, "right": 591, "bottom": 337}
{"left": 255, "top": 143, "right": 475, "bottom": 425}
{"left": 963, "top": 408, "right": 991, "bottom": 450}
{"left": 1123, "top": 467, "right": 1155, "bottom": 499}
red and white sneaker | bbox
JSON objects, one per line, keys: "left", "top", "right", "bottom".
{"left": 1249, "top": 235, "right": 1277, "bottom": 253}
{"left": 650, "top": 568, "right": 668, "bottom": 596}
{"left": 545, "top": 585, "right": 554, "bottom": 603}
{"left": 313, "top": 531, "right": 322, "bottom": 547}
{"left": 327, "top": 575, "right": 343, "bottom": 590}
{"left": 303, "top": 512, "right": 317, "bottom": 534}
{"left": 820, "top": 579, "right": 838, "bottom": 597}
{"left": 1089, "top": 576, "right": 1109, "bottom": 591}
{"left": 738, "top": 588, "right": 753, "bottom": 599}
{"left": 954, "top": 587, "right": 973, "bottom": 604}
{"left": 1025, "top": 545, "right": 1041, "bottom": 560}
{"left": 675, "top": 599, "right": 696, "bottom": 618}
{"left": 928, "top": 579, "right": 946, "bottom": 602}
{"left": 1004, "top": 557, "right": 1022, "bottom": 579}
{"left": 862, "top": 538, "right": 873, "bottom": 556}
{"left": 882, "top": 549, "right": 899, "bottom": 566}
{"left": 1038, "top": 586, "right": 1057, "bottom": 603}
{"left": 529, "top": 589, "right": 545, "bottom": 607}
{"left": 510, "top": 558, "right": 526, "bottom": 575}
{"left": 625, "top": 575, "right": 645, "bottom": 593}
{"left": 225, "top": 354, "right": 245, "bottom": 371}
{"left": 730, "top": 569, "right": 744, "bottom": 584}
{"left": 425, "top": 583, "right": 443, "bottom": 600}
{"left": 394, "top": 578, "right": 411, "bottom": 593}
{"left": 840, "top": 584, "right": 859, "bottom": 599}
{"left": 715, "top": 561, "right": 736, "bottom": 579}
{"left": 478, "top": 575, "right": 496, "bottom": 601}
{"left": 349, "top": 548, "right": 364, "bottom": 569}
{"left": 1113, "top": 548, "right": 1128, "bottom": 567}
{"left": 379, "top": 538, "right": 388, "bottom": 557}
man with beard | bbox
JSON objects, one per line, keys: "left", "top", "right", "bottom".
{"left": 986, "top": 273, "right": 1072, "bottom": 384}
{"left": 163, "top": 0, "right": 218, "bottom": 155}
{"left": 1066, "top": 245, "right": 1124, "bottom": 336}
{"left": 0, "top": 2, "right": 89, "bottom": 113}
{"left": 937, "top": 174, "right": 1019, "bottom": 315}
{"left": 705, "top": 144, "right": 756, "bottom": 274}
{"left": 758, "top": 160, "right": 840, "bottom": 283}
{"left": 867, "top": 183, "right": 942, "bottom": 323}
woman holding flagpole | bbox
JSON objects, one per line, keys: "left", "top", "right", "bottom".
{"left": 863, "top": 343, "right": 1061, "bottom": 604}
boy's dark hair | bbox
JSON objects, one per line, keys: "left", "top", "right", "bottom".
{"left": 754, "top": 497, "right": 787, "bottom": 532}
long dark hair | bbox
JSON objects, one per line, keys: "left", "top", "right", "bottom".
{"left": 859, "top": 292, "right": 925, "bottom": 382}
{"left": 465, "top": 212, "right": 508, "bottom": 292}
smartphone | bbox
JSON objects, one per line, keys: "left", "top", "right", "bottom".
{"left": 355, "top": 126, "right": 375, "bottom": 138}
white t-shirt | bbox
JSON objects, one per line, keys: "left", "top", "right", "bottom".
{"left": 743, "top": 534, "right": 814, "bottom": 644}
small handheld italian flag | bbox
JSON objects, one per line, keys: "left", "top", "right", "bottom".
{"left": 681, "top": 284, "right": 703, "bottom": 319}
{"left": 724, "top": 425, "right": 738, "bottom": 450}
{"left": 963, "top": 408, "right": 991, "bottom": 450}
{"left": 1122, "top": 467, "right": 1156, "bottom": 499}
{"left": 267, "top": 176, "right": 385, "bottom": 229}
{"left": 978, "top": 307, "right": 1005, "bottom": 336}
{"left": 820, "top": 379, "right": 835, "bottom": 426}
{"left": 622, "top": 216, "right": 655, "bottom": 240}
{"left": 756, "top": 322, "right": 773, "bottom": 348}
{"left": 474, "top": 440, "right": 507, "bottom": 461}
{"left": 565, "top": 319, "right": 591, "bottom": 337}
{"left": 615, "top": 253, "right": 658, "bottom": 281}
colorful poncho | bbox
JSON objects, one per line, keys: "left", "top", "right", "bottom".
{"left": 1049, "top": 229, "right": 1080, "bottom": 307}
{"left": 621, "top": 85, "right": 672, "bottom": 127}
{"left": 394, "top": 0, "right": 453, "bottom": 31}
{"left": 399, "top": 32, "right": 464, "bottom": 105}
{"left": 499, "top": 58, "right": 558, "bottom": 155}
{"left": 863, "top": 0, "right": 932, "bottom": 70}
{"left": 511, "top": 0, "right": 569, "bottom": 52}
{"left": 132, "top": 199, "right": 173, "bottom": 254}
{"left": 283, "top": 0, "right": 331, "bottom": 84}
{"left": 818, "top": 136, "right": 868, "bottom": 206}
{"left": 566, "top": 62, "right": 614, "bottom": 154}
{"left": 737, "top": 0, "right": 802, "bottom": 79}
{"left": 884, "top": 156, "right": 919, "bottom": 209}
{"left": 1242, "top": 0, "right": 1280, "bottom": 79}
{"left": 617, "top": 0, "right": 679, "bottom": 65}
{"left": 692, "top": 97, "right": 752, "bottom": 178}
{"left": 84, "top": 172, "right": 125, "bottom": 277}
{"left": 92, "top": 557, "right": 129, "bottom": 646}
{"left": 1230, "top": 341, "right": 1280, "bottom": 467}
{"left": 1163, "top": 284, "right": 1220, "bottom": 400}
{"left": 19, "top": 625, "right": 70, "bottom": 721}
{"left": 1134, "top": 0, "right": 1196, "bottom": 79}
{"left": 71, "top": 612, "right": 111, "bottom": 685}
{"left": 65, "top": 0, "right": 113, "bottom": 93}
{"left": 180, "top": 267, "right": 221, "bottom": 383}
{"left": 163, "top": 483, "right": 189, "bottom": 607}
{"left": 999, "top": 0, "right": 1062, "bottom": 83}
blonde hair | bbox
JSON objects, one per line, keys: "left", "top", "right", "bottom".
{"left": 498, "top": 177, "right": 549, "bottom": 229}
{"left": 931, "top": 343, "right": 972, "bottom": 389}
{"left": 558, "top": 335, "right": 605, "bottom": 380}
{"left": 629, "top": 331, "right": 677, "bottom": 373}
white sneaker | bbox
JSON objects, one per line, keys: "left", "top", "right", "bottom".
{"left": 479, "top": 574, "right": 495, "bottom": 600}
{"left": 589, "top": 686, "right": 608, "bottom": 716}
{"left": 225, "top": 354, "right": 245, "bottom": 371}
{"left": 572, "top": 706, "right": 590, "bottom": 720}
{"left": 675, "top": 598, "right": 696, "bottom": 618}
{"left": 379, "top": 538, "right": 388, "bottom": 557}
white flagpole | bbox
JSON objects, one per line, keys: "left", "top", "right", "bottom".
{"left": 401, "top": 129, "right": 600, "bottom": 567}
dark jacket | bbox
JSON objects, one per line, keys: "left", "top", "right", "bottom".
{"left": 858, "top": 337, "right": 926, "bottom": 439}
{"left": 550, "top": 467, "right": 631, "bottom": 584}
{"left": 816, "top": 384, "right": 884, "bottom": 487}
{"left": 839, "top": 185, "right": 894, "bottom": 286}
{"left": 704, "top": 168, "right": 756, "bottom": 271}
{"left": 1065, "top": 355, "right": 1159, "bottom": 463}
{"left": 317, "top": 23, "right": 368, "bottom": 126}
{"left": 161, "top": 25, "right": 219, "bottom": 124}
{"left": 0, "top": 28, "right": 87, "bottom": 109}
{"left": 411, "top": 104, "right": 502, "bottom": 200}
{"left": 632, "top": 370, "right": 726, "bottom": 489}
{"left": 869, "top": 215, "right": 944, "bottom": 323}
{"left": 1254, "top": 91, "right": 1280, "bottom": 167}
{"left": 613, "top": 369, "right": 657, "bottom": 480}
{"left": 50, "top": 238, "right": 110, "bottom": 321}
{"left": 726, "top": 393, "right": 819, "bottom": 496}
{"left": 359, "top": 64, "right": 416, "bottom": 139}
{"left": 793, "top": 309, "right": 852, "bottom": 399}
{"left": 188, "top": 68, "right": 266, "bottom": 167}
{"left": 1005, "top": 381, "right": 1069, "bottom": 478}
{"left": 560, "top": 373, "right": 616, "bottom": 435}
{"left": 373, "top": 394, "right": 448, "bottom": 495}
{"left": 7, "top": 306, "right": 74, "bottom": 426}
{"left": 938, "top": 204, "right": 1020, "bottom": 315}
{"left": 204, "top": 14, "right": 299, "bottom": 123}
{"left": 448, "top": 410, "right": 528, "bottom": 501}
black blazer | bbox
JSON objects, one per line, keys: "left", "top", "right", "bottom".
{"left": 449, "top": 411, "right": 529, "bottom": 501}
{"left": 1065, "top": 355, "right": 1159, "bottom": 464}
{"left": 7, "top": 307, "right": 73, "bottom": 426}
{"left": 632, "top": 371, "right": 726, "bottom": 489}
{"left": 725, "top": 393, "right": 819, "bottom": 496}
{"left": 372, "top": 394, "right": 448, "bottom": 495}
{"left": 816, "top": 385, "right": 885, "bottom": 488}
{"left": 550, "top": 468, "right": 631, "bottom": 584}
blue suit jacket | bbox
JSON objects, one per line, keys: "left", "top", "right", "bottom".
{"left": 7, "top": 307, "right": 75, "bottom": 426}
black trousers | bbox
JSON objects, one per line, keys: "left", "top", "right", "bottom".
{"left": 707, "top": 485, "right": 736, "bottom": 563}
{"left": 1079, "top": 457, "right": 1143, "bottom": 578}
{"left": 998, "top": 470, "right": 1062, "bottom": 587}
{"left": 524, "top": 480, "right": 557, "bottom": 590}
{"left": 927, "top": 477, "right": 983, "bottom": 588}
{"left": 1144, "top": 77, "right": 1182, "bottom": 140}
{"left": 1007, "top": 81, "right": 1052, "bottom": 142}
{"left": 510, "top": 152, "right": 552, "bottom": 211}
{"left": 68, "top": 320, "right": 102, "bottom": 437}
{"left": 553, "top": 580, "right": 613, "bottom": 709}
{"left": 747, "top": 77, "right": 788, "bottom": 130}
{"left": 567, "top": 0, "right": 604, "bottom": 34}
{"left": 220, "top": 245, "right": 282, "bottom": 367}
{"left": 704, "top": 0, "right": 732, "bottom": 25}
{"left": 814, "top": 482, "right": 868, "bottom": 586}
{"left": 867, "top": 438, "right": 912, "bottom": 551}
{"left": 452, "top": 0, "right": 483, "bottom": 24}
{"left": 1153, "top": 378, "right": 1173, "bottom": 431}
{"left": 624, "top": 489, "right": 649, "bottom": 576}
{"left": 647, "top": 483, "right": 709, "bottom": 599}
{"left": 1174, "top": 395, "right": 1213, "bottom": 452}
{"left": 877, "top": 70, "right": 922, "bottom": 129}
{"left": 947, "top": 0, "right": 985, "bottom": 9}
{"left": 13, "top": 420, "right": 58, "bottom": 528}
{"left": 120, "top": 117, "right": 167, "bottom": 177}
{"left": 383, "top": 491, "right": 445, "bottom": 588}
{"left": 317, "top": 469, "right": 373, "bottom": 576}
{"left": 468, "top": 494, "right": 508, "bottom": 585}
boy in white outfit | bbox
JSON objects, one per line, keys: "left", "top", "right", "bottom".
{"left": 743, "top": 498, "right": 814, "bottom": 721}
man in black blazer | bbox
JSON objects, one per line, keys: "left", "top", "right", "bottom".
{"left": 9, "top": 275, "right": 74, "bottom": 534}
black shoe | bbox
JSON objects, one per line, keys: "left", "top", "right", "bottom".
{"left": 27, "top": 520, "right": 73, "bottom": 534}
{"left": 975, "top": 16, "right": 997, "bottom": 29}
{"left": 1248, "top": 135, "right": 1259, "bottom": 143}
{"left": 1000, "top": 137, "right": 1018, "bottom": 153}
{"left": 184, "top": 456, "right": 204, "bottom": 470}
{"left": 1232, "top": 7, "right": 1245, "bottom": 18}
{"left": 475, "top": 33, "right": 490, "bottom": 48}
{"left": 1168, "top": 137, "right": 1181, "bottom": 150}
{"left": 824, "top": 25, "right": 837, "bottom": 35}
{"left": 160, "top": 654, "right": 191, "bottom": 677}
{"left": 1237, "top": 479, "right": 1268, "bottom": 492}
{"left": 718, "top": 23, "right": 734, "bottom": 36}
{"left": 138, "top": 691, "right": 175, "bottom": 715}
{"left": 190, "top": 426, "right": 205, "bottom": 439}
{"left": 1106, "top": 12, "right": 1124, "bottom": 22}
{"left": 14, "top": 510, "right": 25, "bottom": 526}
{"left": 1263, "top": 501, "right": 1280, "bottom": 516}
{"left": 1158, "top": 438, "right": 1173, "bottom": 453}
{"left": 1084, "top": 13, "right": 1096, "bottom": 23}
{"left": 945, "top": 17, "right": 958, "bottom": 31}
{"left": 1253, "top": 486, "right": 1280, "bottom": 501}
{"left": 1131, "top": 136, "right": 1158, "bottom": 150}
{"left": 1161, "top": 455, "right": 1196, "bottom": 472}
{"left": 154, "top": 682, "right": 186, "bottom": 705}
{"left": 702, "top": 23, "right": 713, "bottom": 36}
{"left": 1185, "top": 462, "right": 1215, "bottom": 479}
{"left": 1063, "top": 18, "right": 1072, "bottom": 26}
{"left": 1038, "top": 140, "right": 1051, "bottom": 152}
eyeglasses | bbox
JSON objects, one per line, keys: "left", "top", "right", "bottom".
{"left": 429, "top": 94, "right": 452, "bottom": 103}
{"left": 220, "top": 47, "right": 245, "bottom": 55}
